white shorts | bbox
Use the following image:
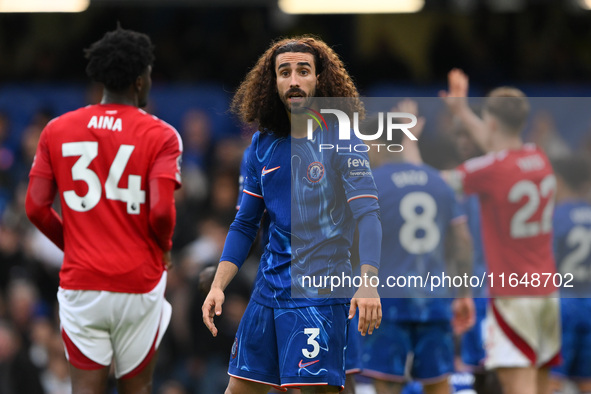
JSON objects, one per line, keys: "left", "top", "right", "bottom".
{"left": 484, "top": 296, "right": 561, "bottom": 370}
{"left": 57, "top": 272, "right": 171, "bottom": 378}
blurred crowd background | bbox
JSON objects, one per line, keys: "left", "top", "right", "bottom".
{"left": 2, "top": 1, "right": 591, "bottom": 393}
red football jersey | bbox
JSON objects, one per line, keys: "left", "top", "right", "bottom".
{"left": 30, "top": 104, "right": 182, "bottom": 293}
{"left": 458, "top": 144, "right": 557, "bottom": 296}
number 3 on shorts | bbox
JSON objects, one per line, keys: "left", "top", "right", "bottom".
{"left": 302, "top": 328, "right": 320, "bottom": 359}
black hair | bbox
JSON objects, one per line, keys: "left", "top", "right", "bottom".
{"left": 274, "top": 41, "right": 323, "bottom": 74}
{"left": 230, "top": 36, "right": 363, "bottom": 137}
{"left": 84, "top": 26, "right": 154, "bottom": 92}
{"left": 552, "top": 155, "right": 591, "bottom": 194}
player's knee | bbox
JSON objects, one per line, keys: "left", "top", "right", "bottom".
{"left": 225, "top": 379, "right": 262, "bottom": 394}
{"left": 423, "top": 379, "right": 450, "bottom": 394}
{"left": 578, "top": 380, "right": 591, "bottom": 393}
{"left": 224, "top": 386, "right": 252, "bottom": 394}
{"left": 224, "top": 379, "right": 238, "bottom": 394}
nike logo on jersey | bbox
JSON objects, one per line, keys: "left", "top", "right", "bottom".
{"left": 298, "top": 359, "right": 319, "bottom": 369}
{"left": 262, "top": 166, "right": 281, "bottom": 175}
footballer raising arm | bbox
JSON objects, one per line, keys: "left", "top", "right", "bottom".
{"left": 439, "top": 68, "right": 489, "bottom": 153}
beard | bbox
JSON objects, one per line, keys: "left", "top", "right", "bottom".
{"left": 281, "top": 87, "right": 315, "bottom": 114}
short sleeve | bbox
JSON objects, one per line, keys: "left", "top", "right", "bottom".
{"left": 335, "top": 136, "right": 378, "bottom": 204}
{"left": 456, "top": 153, "right": 498, "bottom": 196}
{"left": 29, "top": 122, "right": 55, "bottom": 180}
{"left": 450, "top": 193, "right": 467, "bottom": 225}
{"left": 335, "top": 136, "right": 379, "bottom": 219}
{"left": 149, "top": 125, "right": 183, "bottom": 189}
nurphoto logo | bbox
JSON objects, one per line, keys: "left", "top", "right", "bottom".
{"left": 305, "top": 108, "right": 418, "bottom": 152}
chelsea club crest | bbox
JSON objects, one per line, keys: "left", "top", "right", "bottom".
{"left": 231, "top": 336, "right": 238, "bottom": 359}
{"left": 307, "top": 161, "right": 325, "bottom": 183}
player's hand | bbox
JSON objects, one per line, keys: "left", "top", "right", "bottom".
{"left": 202, "top": 287, "right": 225, "bottom": 337}
{"left": 439, "top": 68, "right": 469, "bottom": 115}
{"left": 163, "top": 251, "right": 172, "bottom": 270}
{"left": 451, "top": 297, "right": 475, "bottom": 335}
{"left": 349, "top": 286, "right": 381, "bottom": 336}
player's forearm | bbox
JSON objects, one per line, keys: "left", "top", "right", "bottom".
{"left": 218, "top": 226, "right": 257, "bottom": 269}
{"left": 359, "top": 263, "right": 379, "bottom": 282}
{"left": 27, "top": 206, "right": 64, "bottom": 251}
{"left": 219, "top": 192, "right": 265, "bottom": 269}
{"left": 356, "top": 210, "right": 382, "bottom": 270}
{"left": 450, "top": 221, "right": 473, "bottom": 297}
{"left": 455, "top": 106, "right": 489, "bottom": 153}
{"left": 210, "top": 260, "right": 239, "bottom": 291}
{"left": 25, "top": 177, "right": 64, "bottom": 250}
{"left": 149, "top": 178, "right": 176, "bottom": 251}
{"left": 150, "top": 206, "right": 175, "bottom": 251}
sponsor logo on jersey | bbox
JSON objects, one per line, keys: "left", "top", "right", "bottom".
{"left": 347, "top": 158, "right": 372, "bottom": 177}
{"left": 347, "top": 158, "right": 369, "bottom": 168}
{"left": 307, "top": 162, "right": 325, "bottom": 183}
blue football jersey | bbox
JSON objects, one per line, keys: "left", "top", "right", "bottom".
{"left": 372, "top": 162, "right": 464, "bottom": 321}
{"left": 236, "top": 144, "right": 251, "bottom": 210}
{"left": 237, "top": 127, "right": 379, "bottom": 308}
{"left": 237, "top": 143, "right": 271, "bottom": 255}
{"left": 463, "top": 195, "right": 487, "bottom": 298}
{"left": 553, "top": 200, "right": 591, "bottom": 298}
{"left": 460, "top": 196, "right": 487, "bottom": 367}
{"left": 552, "top": 200, "right": 591, "bottom": 379}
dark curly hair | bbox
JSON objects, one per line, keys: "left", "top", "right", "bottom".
{"left": 230, "top": 35, "right": 364, "bottom": 137}
{"left": 84, "top": 26, "right": 154, "bottom": 92}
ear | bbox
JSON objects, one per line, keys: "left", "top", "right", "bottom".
{"left": 134, "top": 75, "right": 143, "bottom": 93}
{"left": 490, "top": 116, "right": 499, "bottom": 132}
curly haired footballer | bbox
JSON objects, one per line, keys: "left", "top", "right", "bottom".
{"left": 85, "top": 26, "right": 154, "bottom": 92}
{"left": 230, "top": 35, "right": 364, "bottom": 137}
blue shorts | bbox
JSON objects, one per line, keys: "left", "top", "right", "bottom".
{"left": 461, "top": 297, "right": 488, "bottom": 368}
{"left": 228, "top": 299, "right": 349, "bottom": 390}
{"left": 345, "top": 315, "right": 362, "bottom": 374}
{"left": 361, "top": 320, "right": 454, "bottom": 382}
{"left": 552, "top": 298, "right": 591, "bottom": 379}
